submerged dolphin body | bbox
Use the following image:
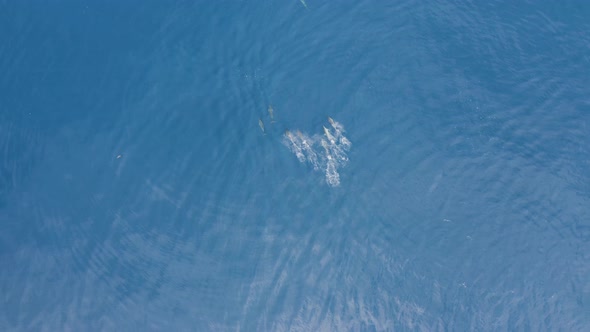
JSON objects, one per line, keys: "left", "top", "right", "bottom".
{"left": 259, "top": 119, "right": 265, "bottom": 133}
{"left": 268, "top": 105, "right": 274, "bottom": 122}
{"left": 323, "top": 126, "right": 336, "bottom": 144}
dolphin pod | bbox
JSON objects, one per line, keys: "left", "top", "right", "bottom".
{"left": 282, "top": 117, "right": 351, "bottom": 187}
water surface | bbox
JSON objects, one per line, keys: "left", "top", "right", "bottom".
{"left": 1, "top": 1, "right": 589, "bottom": 331}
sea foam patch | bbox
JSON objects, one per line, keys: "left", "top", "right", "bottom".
{"left": 283, "top": 118, "right": 351, "bottom": 187}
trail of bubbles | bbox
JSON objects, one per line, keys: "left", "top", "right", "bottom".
{"left": 283, "top": 118, "right": 351, "bottom": 187}
{"left": 284, "top": 130, "right": 306, "bottom": 163}
{"left": 295, "top": 131, "right": 320, "bottom": 170}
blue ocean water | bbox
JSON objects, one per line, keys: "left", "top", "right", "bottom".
{"left": 1, "top": 1, "right": 589, "bottom": 330}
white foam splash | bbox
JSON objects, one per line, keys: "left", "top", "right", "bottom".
{"left": 283, "top": 118, "right": 351, "bottom": 187}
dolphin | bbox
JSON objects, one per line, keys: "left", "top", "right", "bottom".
{"left": 259, "top": 119, "right": 265, "bottom": 133}
{"left": 268, "top": 105, "right": 274, "bottom": 122}
{"left": 323, "top": 126, "right": 336, "bottom": 144}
